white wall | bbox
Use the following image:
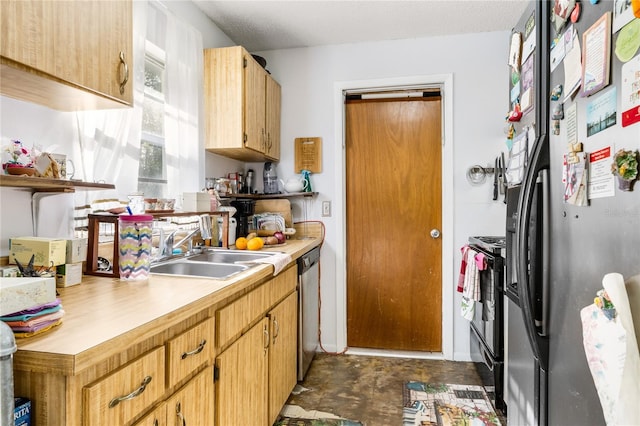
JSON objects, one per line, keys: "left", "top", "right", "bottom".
{"left": 258, "top": 31, "right": 509, "bottom": 359}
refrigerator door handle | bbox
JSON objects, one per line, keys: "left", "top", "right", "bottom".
{"left": 540, "top": 169, "right": 550, "bottom": 338}
{"left": 516, "top": 131, "right": 549, "bottom": 370}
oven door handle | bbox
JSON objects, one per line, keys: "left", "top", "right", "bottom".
{"left": 481, "top": 346, "right": 495, "bottom": 372}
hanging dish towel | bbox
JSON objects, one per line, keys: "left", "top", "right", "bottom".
{"left": 458, "top": 245, "right": 481, "bottom": 321}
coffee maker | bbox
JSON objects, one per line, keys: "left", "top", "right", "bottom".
{"left": 230, "top": 199, "right": 255, "bottom": 238}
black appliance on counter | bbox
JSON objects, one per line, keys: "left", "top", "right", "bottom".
{"left": 230, "top": 199, "right": 255, "bottom": 238}
{"left": 468, "top": 235, "right": 506, "bottom": 413}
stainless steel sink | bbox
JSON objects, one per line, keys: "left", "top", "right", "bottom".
{"left": 150, "top": 260, "right": 248, "bottom": 279}
{"left": 188, "top": 249, "right": 277, "bottom": 264}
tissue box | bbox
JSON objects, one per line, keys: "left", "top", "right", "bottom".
{"left": 9, "top": 237, "right": 66, "bottom": 267}
{"left": 182, "top": 192, "right": 211, "bottom": 212}
{"left": 66, "top": 238, "right": 88, "bottom": 264}
{"left": 14, "top": 397, "right": 31, "bottom": 426}
{"left": 0, "top": 277, "right": 57, "bottom": 316}
{"left": 56, "top": 263, "right": 83, "bottom": 287}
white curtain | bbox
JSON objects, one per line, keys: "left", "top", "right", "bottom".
{"left": 161, "top": 4, "right": 204, "bottom": 199}
{"left": 74, "top": 1, "right": 203, "bottom": 205}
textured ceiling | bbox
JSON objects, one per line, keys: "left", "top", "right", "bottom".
{"left": 193, "top": 0, "right": 529, "bottom": 52}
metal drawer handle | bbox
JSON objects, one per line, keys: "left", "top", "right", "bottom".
{"left": 181, "top": 339, "right": 207, "bottom": 359}
{"left": 109, "top": 376, "right": 152, "bottom": 408}
{"left": 119, "top": 51, "right": 129, "bottom": 95}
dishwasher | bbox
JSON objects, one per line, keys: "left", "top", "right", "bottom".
{"left": 297, "top": 246, "right": 320, "bottom": 381}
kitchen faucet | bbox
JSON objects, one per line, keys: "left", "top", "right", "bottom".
{"left": 157, "top": 214, "right": 213, "bottom": 260}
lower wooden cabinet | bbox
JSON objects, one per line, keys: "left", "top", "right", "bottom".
{"left": 164, "top": 366, "right": 214, "bottom": 425}
{"left": 216, "top": 317, "right": 270, "bottom": 426}
{"left": 83, "top": 347, "right": 166, "bottom": 426}
{"left": 268, "top": 292, "right": 298, "bottom": 424}
{"left": 133, "top": 366, "right": 214, "bottom": 426}
{"left": 215, "top": 266, "right": 298, "bottom": 426}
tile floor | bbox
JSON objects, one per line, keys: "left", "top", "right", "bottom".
{"left": 279, "top": 353, "right": 503, "bottom": 425}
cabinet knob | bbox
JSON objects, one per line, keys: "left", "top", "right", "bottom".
{"left": 430, "top": 229, "right": 441, "bottom": 239}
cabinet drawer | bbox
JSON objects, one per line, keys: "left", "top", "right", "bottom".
{"left": 217, "top": 283, "right": 268, "bottom": 348}
{"left": 166, "top": 317, "right": 214, "bottom": 389}
{"left": 83, "top": 346, "right": 165, "bottom": 426}
{"left": 269, "top": 266, "right": 297, "bottom": 306}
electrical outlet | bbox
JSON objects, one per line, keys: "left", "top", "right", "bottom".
{"left": 322, "top": 201, "right": 331, "bottom": 217}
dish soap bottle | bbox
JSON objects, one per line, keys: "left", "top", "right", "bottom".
{"left": 301, "top": 169, "right": 312, "bottom": 192}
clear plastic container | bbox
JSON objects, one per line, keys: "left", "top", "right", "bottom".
{"left": 118, "top": 214, "right": 154, "bottom": 280}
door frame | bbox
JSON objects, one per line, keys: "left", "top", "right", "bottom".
{"left": 333, "top": 74, "right": 454, "bottom": 360}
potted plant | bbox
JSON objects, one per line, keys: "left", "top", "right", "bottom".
{"left": 2, "top": 140, "right": 36, "bottom": 176}
{"left": 611, "top": 148, "right": 639, "bottom": 191}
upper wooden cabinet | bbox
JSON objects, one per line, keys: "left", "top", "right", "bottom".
{"left": 204, "top": 46, "right": 282, "bottom": 162}
{"left": 0, "top": 0, "right": 133, "bottom": 110}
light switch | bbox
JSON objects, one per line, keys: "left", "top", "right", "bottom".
{"left": 322, "top": 201, "right": 331, "bottom": 217}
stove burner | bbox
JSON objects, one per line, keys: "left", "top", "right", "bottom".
{"left": 469, "top": 236, "right": 506, "bottom": 253}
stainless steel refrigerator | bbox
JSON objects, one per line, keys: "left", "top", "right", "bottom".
{"left": 504, "top": 1, "right": 640, "bottom": 425}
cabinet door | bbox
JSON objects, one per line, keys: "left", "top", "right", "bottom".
{"left": 165, "top": 366, "right": 214, "bottom": 426}
{"left": 265, "top": 76, "right": 282, "bottom": 161}
{"left": 244, "top": 54, "right": 267, "bottom": 154}
{"left": 216, "top": 317, "right": 269, "bottom": 426}
{"left": 0, "top": 0, "right": 132, "bottom": 107}
{"left": 268, "top": 292, "right": 298, "bottom": 424}
{"left": 133, "top": 403, "right": 166, "bottom": 426}
{"left": 204, "top": 47, "right": 244, "bottom": 152}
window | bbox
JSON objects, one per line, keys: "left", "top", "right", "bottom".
{"left": 138, "top": 41, "right": 167, "bottom": 198}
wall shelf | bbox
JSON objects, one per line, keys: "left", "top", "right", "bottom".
{"left": 221, "top": 192, "right": 317, "bottom": 200}
{"left": 0, "top": 175, "right": 115, "bottom": 191}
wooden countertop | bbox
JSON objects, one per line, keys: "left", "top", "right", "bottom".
{"left": 13, "top": 237, "right": 321, "bottom": 376}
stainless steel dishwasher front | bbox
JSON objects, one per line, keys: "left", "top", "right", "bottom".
{"left": 297, "top": 246, "right": 320, "bottom": 381}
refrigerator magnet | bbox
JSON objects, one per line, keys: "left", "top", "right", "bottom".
{"left": 580, "top": 12, "right": 612, "bottom": 97}
{"left": 509, "top": 32, "right": 522, "bottom": 71}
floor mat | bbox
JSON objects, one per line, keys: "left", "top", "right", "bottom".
{"left": 274, "top": 418, "right": 363, "bottom": 426}
{"left": 402, "top": 381, "right": 501, "bottom": 426}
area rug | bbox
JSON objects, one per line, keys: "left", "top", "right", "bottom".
{"left": 402, "top": 381, "right": 501, "bottom": 426}
{"left": 274, "top": 417, "right": 362, "bottom": 426}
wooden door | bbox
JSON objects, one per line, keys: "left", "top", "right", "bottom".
{"left": 267, "top": 292, "right": 298, "bottom": 424}
{"left": 346, "top": 95, "right": 442, "bottom": 352}
{"left": 216, "top": 317, "right": 269, "bottom": 426}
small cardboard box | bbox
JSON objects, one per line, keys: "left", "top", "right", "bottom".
{"left": 14, "top": 397, "right": 31, "bottom": 426}
{"left": 9, "top": 237, "right": 66, "bottom": 267}
{"left": 182, "top": 192, "right": 211, "bottom": 212}
{"left": 56, "top": 262, "right": 83, "bottom": 287}
{"left": 0, "top": 265, "right": 20, "bottom": 277}
{"left": 66, "top": 238, "right": 88, "bottom": 264}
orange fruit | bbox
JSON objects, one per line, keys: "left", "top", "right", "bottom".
{"left": 247, "top": 237, "right": 264, "bottom": 251}
{"left": 235, "top": 237, "right": 248, "bottom": 250}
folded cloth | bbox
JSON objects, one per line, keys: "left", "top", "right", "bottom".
{"left": 252, "top": 253, "right": 293, "bottom": 276}
{"left": 14, "top": 318, "right": 63, "bottom": 338}
{"left": 2, "top": 298, "right": 61, "bottom": 317}
{"left": 10, "top": 317, "right": 62, "bottom": 333}
{"left": 3, "top": 309, "right": 65, "bottom": 328}
{"left": 0, "top": 304, "right": 62, "bottom": 322}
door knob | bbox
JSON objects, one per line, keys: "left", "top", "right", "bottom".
{"left": 430, "top": 229, "right": 441, "bottom": 239}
